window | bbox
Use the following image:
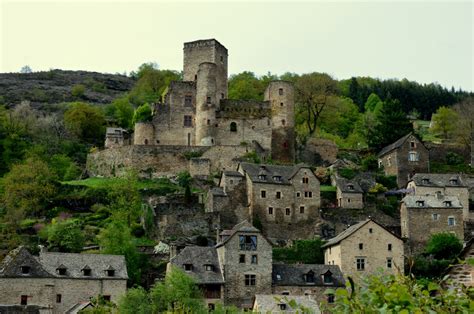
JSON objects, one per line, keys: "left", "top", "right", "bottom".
{"left": 184, "top": 95, "right": 192, "bottom": 107}
{"left": 184, "top": 264, "right": 193, "bottom": 271}
{"left": 268, "top": 207, "right": 273, "bottom": 215}
{"left": 378, "top": 160, "right": 383, "bottom": 168}
{"left": 279, "top": 88, "right": 284, "bottom": 95}
{"left": 444, "top": 201, "right": 452, "bottom": 207}
{"left": 387, "top": 157, "right": 392, "bottom": 166}
{"left": 103, "top": 295, "right": 111, "bottom": 302}
{"left": 57, "top": 267, "right": 67, "bottom": 276}
{"left": 261, "top": 190, "right": 266, "bottom": 198}
{"left": 305, "top": 271, "right": 315, "bottom": 283}
{"left": 388, "top": 243, "right": 392, "bottom": 251}
{"left": 106, "top": 269, "right": 115, "bottom": 277}
{"left": 230, "top": 122, "right": 237, "bottom": 132}
{"left": 239, "top": 254, "right": 246, "bottom": 263}
{"left": 279, "top": 304, "right": 287, "bottom": 310}
{"left": 282, "top": 291, "right": 289, "bottom": 295}
{"left": 300, "top": 206, "right": 305, "bottom": 214}
{"left": 280, "top": 102, "right": 284, "bottom": 106}
{"left": 82, "top": 267, "right": 91, "bottom": 276}
{"left": 408, "top": 152, "right": 419, "bottom": 162}
{"left": 21, "top": 295, "right": 28, "bottom": 305}
{"left": 245, "top": 274, "right": 256, "bottom": 286}
{"left": 285, "top": 208, "right": 291, "bottom": 215}
{"left": 258, "top": 174, "right": 266, "bottom": 180}
{"left": 356, "top": 258, "right": 365, "bottom": 271}
{"left": 347, "top": 184, "right": 354, "bottom": 190}
{"left": 327, "top": 294, "right": 335, "bottom": 304}
{"left": 251, "top": 255, "right": 258, "bottom": 264}
{"left": 206, "top": 96, "right": 211, "bottom": 104}
{"left": 183, "top": 115, "right": 192, "bottom": 127}
{"left": 348, "top": 198, "right": 351, "bottom": 203}
{"left": 448, "top": 217, "right": 455, "bottom": 226}
{"left": 21, "top": 266, "right": 30, "bottom": 274}
{"left": 281, "top": 119, "right": 286, "bottom": 126}
{"left": 56, "top": 294, "right": 62, "bottom": 303}
{"left": 273, "top": 176, "right": 282, "bottom": 182}
{"left": 359, "top": 243, "right": 363, "bottom": 250}
{"left": 387, "top": 258, "right": 393, "bottom": 268}
{"left": 416, "top": 200, "right": 425, "bottom": 207}
{"left": 276, "top": 191, "right": 281, "bottom": 199}
{"left": 304, "top": 191, "right": 313, "bottom": 198}
{"left": 194, "top": 74, "right": 197, "bottom": 81}
{"left": 296, "top": 192, "right": 301, "bottom": 197}
{"left": 450, "top": 179, "right": 459, "bottom": 185}
{"left": 205, "top": 264, "right": 214, "bottom": 271}
{"left": 410, "top": 141, "right": 416, "bottom": 148}
{"left": 432, "top": 213, "right": 440, "bottom": 221}
{"left": 422, "top": 178, "right": 430, "bottom": 184}
{"left": 208, "top": 303, "right": 215, "bottom": 311}
{"left": 323, "top": 271, "right": 333, "bottom": 284}
{"left": 220, "top": 55, "right": 224, "bottom": 62}
{"left": 369, "top": 228, "right": 373, "bottom": 234}
{"left": 302, "top": 177, "right": 309, "bottom": 184}
{"left": 239, "top": 235, "right": 257, "bottom": 250}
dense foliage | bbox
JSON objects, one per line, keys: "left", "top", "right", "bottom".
{"left": 273, "top": 238, "right": 325, "bottom": 264}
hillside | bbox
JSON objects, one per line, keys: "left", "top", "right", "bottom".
{"left": 0, "top": 70, "right": 135, "bottom": 107}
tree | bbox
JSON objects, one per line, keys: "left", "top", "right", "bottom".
{"left": 71, "top": 84, "right": 86, "bottom": 98}
{"left": 20, "top": 65, "right": 32, "bottom": 73}
{"left": 294, "top": 72, "right": 338, "bottom": 136}
{"left": 105, "top": 96, "right": 134, "bottom": 129}
{"left": 132, "top": 103, "right": 152, "bottom": 125}
{"left": 327, "top": 273, "right": 472, "bottom": 313}
{"left": 452, "top": 97, "right": 473, "bottom": 150}
{"left": 364, "top": 93, "right": 383, "bottom": 113}
{"left": 149, "top": 267, "right": 205, "bottom": 313}
{"left": 425, "top": 232, "right": 463, "bottom": 260}
{"left": 430, "top": 106, "right": 459, "bottom": 140}
{"left": 118, "top": 287, "right": 151, "bottom": 314}
{"left": 64, "top": 102, "right": 106, "bottom": 144}
{"left": 228, "top": 71, "right": 266, "bottom": 100}
{"left": 3, "top": 157, "right": 57, "bottom": 219}
{"left": 42, "top": 219, "right": 85, "bottom": 253}
{"left": 273, "top": 238, "right": 325, "bottom": 264}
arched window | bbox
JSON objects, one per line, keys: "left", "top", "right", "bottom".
{"left": 230, "top": 122, "right": 237, "bottom": 132}
{"left": 144, "top": 139, "right": 149, "bottom": 145}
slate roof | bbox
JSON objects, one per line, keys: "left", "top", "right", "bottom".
{"left": 239, "top": 162, "right": 310, "bottom": 185}
{"left": 409, "top": 173, "right": 467, "bottom": 187}
{"left": 211, "top": 187, "right": 227, "bottom": 196}
{"left": 272, "top": 264, "right": 345, "bottom": 287}
{"left": 38, "top": 251, "right": 128, "bottom": 280}
{"left": 378, "top": 133, "right": 423, "bottom": 157}
{"left": 336, "top": 177, "right": 363, "bottom": 193}
{"left": 322, "top": 219, "right": 400, "bottom": 248}
{"left": 402, "top": 195, "right": 462, "bottom": 208}
{"left": 223, "top": 171, "right": 244, "bottom": 177}
{"left": 215, "top": 220, "right": 265, "bottom": 248}
{"left": 169, "top": 246, "right": 224, "bottom": 284}
{"left": 0, "top": 246, "right": 52, "bottom": 278}
{"left": 253, "top": 295, "right": 320, "bottom": 314}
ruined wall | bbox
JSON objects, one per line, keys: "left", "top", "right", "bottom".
{"left": 189, "top": 158, "right": 211, "bottom": 178}
{"left": 134, "top": 122, "right": 155, "bottom": 146}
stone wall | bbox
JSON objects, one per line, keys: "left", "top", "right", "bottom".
{"left": 299, "top": 138, "right": 338, "bottom": 166}
{"left": 336, "top": 189, "right": 364, "bottom": 209}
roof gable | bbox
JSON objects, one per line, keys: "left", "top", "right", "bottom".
{"left": 0, "top": 246, "right": 53, "bottom": 278}
{"left": 409, "top": 173, "right": 467, "bottom": 188}
{"left": 272, "top": 264, "right": 345, "bottom": 287}
{"left": 378, "top": 133, "right": 425, "bottom": 157}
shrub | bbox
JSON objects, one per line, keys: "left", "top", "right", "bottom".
{"left": 71, "top": 84, "right": 86, "bottom": 98}
{"left": 339, "top": 167, "right": 357, "bottom": 180}
{"left": 446, "top": 152, "right": 464, "bottom": 165}
{"left": 425, "top": 232, "right": 463, "bottom": 260}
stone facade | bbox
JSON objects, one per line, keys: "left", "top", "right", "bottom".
{"left": 336, "top": 178, "right": 364, "bottom": 209}
{"left": 447, "top": 239, "right": 473, "bottom": 287}
{"left": 0, "top": 247, "right": 127, "bottom": 313}
{"left": 400, "top": 195, "right": 464, "bottom": 255}
{"left": 378, "top": 133, "right": 429, "bottom": 188}
{"left": 323, "top": 219, "right": 404, "bottom": 283}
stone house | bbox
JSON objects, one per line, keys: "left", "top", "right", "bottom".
{"left": 252, "top": 294, "right": 320, "bottom": 313}
{"left": 322, "top": 219, "right": 404, "bottom": 283}
{"left": 272, "top": 264, "right": 344, "bottom": 305}
{"left": 378, "top": 133, "right": 429, "bottom": 188}
{"left": 335, "top": 178, "right": 364, "bottom": 209}
{"left": 446, "top": 238, "right": 473, "bottom": 287}
{"left": 0, "top": 246, "right": 128, "bottom": 313}
{"left": 407, "top": 173, "right": 471, "bottom": 221}
{"left": 401, "top": 194, "right": 464, "bottom": 255}
{"left": 104, "top": 127, "right": 132, "bottom": 149}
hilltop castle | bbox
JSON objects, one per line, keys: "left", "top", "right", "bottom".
{"left": 104, "top": 39, "right": 295, "bottom": 165}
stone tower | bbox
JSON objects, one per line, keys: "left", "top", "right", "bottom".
{"left": 183, "top": 39, "right": 228, "bottom": 145}
{"left": 264, "top": 81, "right": 295, "bottom": 163}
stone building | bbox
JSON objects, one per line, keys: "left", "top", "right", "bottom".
{"left": 378, "top": 133, "right": 429, "bottom": 188}
{"left": 407, "top": 173, "right": 471, "bottom": 221}
{"left": 322, "top": 219, "right": 404, "bottom": 283}
{"left": 0, "top": 246, "right": 128, "bottom": 313}
{"left": 400, "top": 194, "right": 464, "bottom": 255}
{"left": 207, "top": 162, "right": 321, "bottom": 241}
{"left": 335, "top": 178, "right": 364, "bottom": 209}
{"left": 93, "top": 39, "right": 296, "bottom": 179}
{"left": 104, "top": 127, "right": 132, "bottom": 149}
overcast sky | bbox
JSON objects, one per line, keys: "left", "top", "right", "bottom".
{"left": 1, "top": 0, "right": 472, "bottom": 91}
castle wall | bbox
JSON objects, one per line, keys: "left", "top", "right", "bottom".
{"left": 213, "top": 116, "right": 272, "bottom": 150}
{"left": 195, "top": 62, "right": 218, "bottom": 146}
{"left": 134, "top": 122, "right": 155, "bottom": 145}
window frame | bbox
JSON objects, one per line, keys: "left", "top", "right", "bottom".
{"left": 244, "top": 274, "right": 256, "bottom": 286}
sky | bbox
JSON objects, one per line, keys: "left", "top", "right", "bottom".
{"left": 0, "top": 0, "right": 473, "bottom": 91}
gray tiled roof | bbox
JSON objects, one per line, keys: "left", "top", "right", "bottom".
{"left": 378, "top": 133, "right": 418, "bottom": 157}
{"left": 39, "top": 251, "right": 128, "bottom": 280}
{"left": 336, "top": 177, "right": 363, "bottom": 193}
{"left": 272, "top": 264, "right": 345, "bottom": 287}
{"left": 224, "top": 171, "right": 244, "bottom": 177}
{"left": 239, "top": 162, "right": 309, "bottom": 185}
{"left": 211, "top": 187, "right": 227, "bottom": 196}
{"left": 253, "top": 295, "right": 320, "bottom": 314}
{"left": 410, "top": 173, "right": 467, "bottom": 187}
{"left": 169, "top": 246, "right": 224, "bottom": 284}
{"left": 0, "top": 246, "right": 53, "bottom": 278}
{"left": 402, "top": 195, "right": 462, "bottom": 208}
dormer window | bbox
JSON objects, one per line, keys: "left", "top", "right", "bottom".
{"left": 21, "top": 266, "right": 30, "bottom": 275}
{"left": 273, "top": 176, "right": 282, "bottom": 182}
{"left": 304, "top": 271, "right": 315, "bottom": 283}
{"left": 444, "top": 201, "right": 452, "bottom": 207}
{"left": 449, "top": 179, "right": 458, "bottom": 185}
{"left": 105, "top": 266, "right": 115, "bottom": 277}
{"left": 206, "top": 96, "right": 211, "bottom": 104}
{"left": 323, "top": 271, "right": 333, "bottom": 284}
{"left": 279, "top": 304, "right": 287, "bottom": 310}
{"left": 82, "top": 266, "right": 91, "bottom": 276}
{"left": 204, "top": 264, "right": 214, "bottom": 271}
{"left": 422, "top": 178, "right": 430, "bottom": 184}
{"left": 239, "top": 235, "right": 257, "bottom": 251}
{"left": 56, "top": 265, "right": 67, "bottom": 276}
{"left": 258, "top": 175, "right": 266, "bottom": 180}
{"left": 184, "top": 264, "right": 193, "bottom": 271}
{"left": 347, "top": 184, "right": 354, "bottom": 190}
{"left": 416, "top": 200, "right": 425, "bottom": 207}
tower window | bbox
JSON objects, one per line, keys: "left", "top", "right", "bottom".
{"left": 279, "top": 88, "right": 284, "bottom": 95}
{"left": 245, "top": 274, "right": 256, "bottom": 286}
{"left": 300, "top": 206, "right": 305, "bottom": 214}
{"left": 282, "top": 119, "right": 286, "bottom": 126}
{"left": 276, "top": 191, "right": 281, "bottom": 199}
{"left": 206, "top": 96, "right": 211, "bottom": 104}
{"left": 285, "top": 208, "right": 291, "bottom": 215}
{"left": 56, "top": 294, "right": 62, "bottom": 303}
{"left": 184, "top": 264, "right": 193, "bottom": 271}
{"left": 261, "top": 190, "right": 266, "bottom": 198}
{"left": 280, "top": 102, "right": 284, "bottom": 106}
{"left": 184, "top": 95, "right": 192, "bottom": 107}
{"left": 220, "top": 55, "right": 224, "bottom": 62}
{"left": 194, "top": 74, "right": 197, "bottom": 81}
{"left": 184, "top": 115, "right": 192, "bottom": 127}
{"left": 239, "top": 254, "right": 245, "bottom": 263}
{"left": 388, "top": 243, "right": 392, "bottom": 251}
{"left": 268, "top": 207, "right": 273, "bottom": 215}
{"left": 230, "top": 122, "right": 237, "bottom": 132}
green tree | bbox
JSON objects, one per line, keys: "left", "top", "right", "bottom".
{"left": 71, "top": 84, "right": 86, "bottom": 98}
{"left": 364, "top": 93, "right": 383, "bottom": 113}
{"left": 3, "top": 157, "right": 57, "bottom": 219}
{"left": 105, "top": 96, "right": 134, "bottom": 129}
{"left": 132, "top": 103, "right": 152, "bottom": 125}
{"left": 118, "top": 287, "right": 151, "bottom": 314}
{"left": 429, "top": 106, "right": 459, "bottom": 140}
{"left": 228, "top": 71, "right": 266, "bottom": 100}
{"left": 64, "top": 102, "right": 106, "bottom": 144}
{"left": 294, "top": 72, "right": 338, "bottom": 136}
{"left": 42, "top": 219, "right": 85, "bottom": 253}
{"left": 273, "top": 238, "right": 325, "bottom": 264}
{"left": 452, "top": 97, "right": 473, "bottom": 151}
{"left": 149, "top": 267, "right": 205, "bottom": 313}
{"left": 425, "top": 232, "right": 463, "bottom": 260}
